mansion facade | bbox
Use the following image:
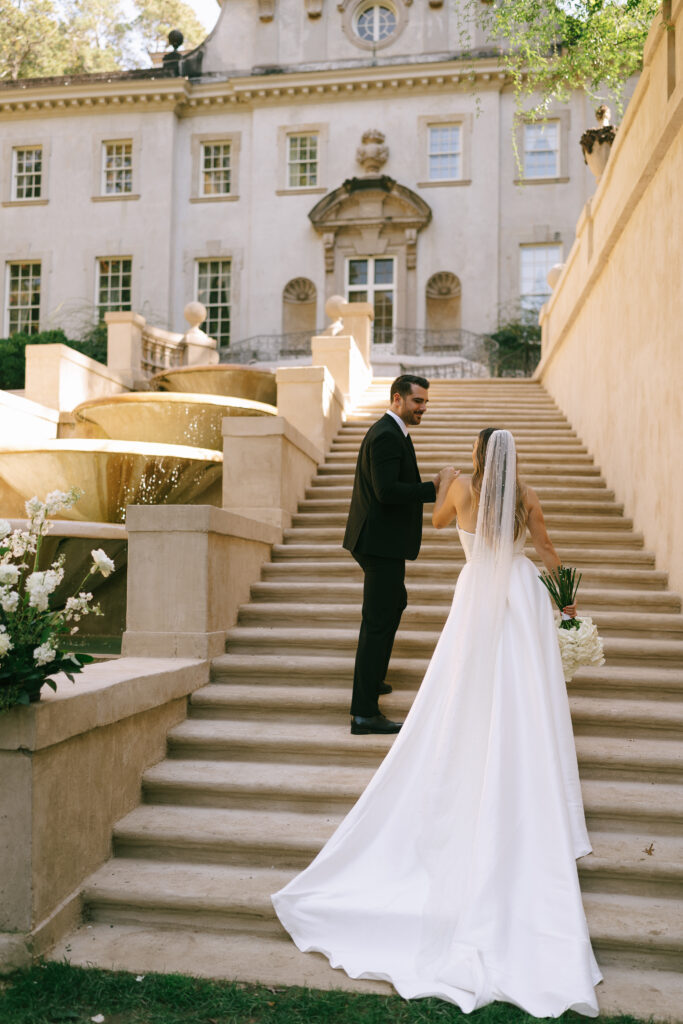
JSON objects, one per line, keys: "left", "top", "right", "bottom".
{"left": 0, "top": 0, "right": 606, "bottom": 356}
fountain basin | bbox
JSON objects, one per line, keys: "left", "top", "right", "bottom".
{"left": 73, "top": 392, "right": 276, "bottom": 450}
{"left": 150, "top": 364, "right": 277, "bottom": 406}
{"left": 0, "top": 440, "right": 222, "bottom": 523}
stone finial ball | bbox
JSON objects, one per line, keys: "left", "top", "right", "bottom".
{"left": 184, "top": 301, "right": 207, "bottom": 328}
{"left": 546, "top": 264, "right": 565, "bottom": 291}
{"left": 325, "top": 294, "right": 346, "bottom": 320}
{"left": 168, "top": 29, "right": 184, "bottom": 50}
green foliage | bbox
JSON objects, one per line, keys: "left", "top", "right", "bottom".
{"left": 0, "top": 326, "right": 107, "bottom": 390}
{"left": 0, "top": 961, "right": 654, "bottom": 1024}
{"left": 459, "top": 0, "right": 661, "bottom": 113}
{"left": 489, "top": 309, "right": 542, "bottom": 377}
{"left": 0, "top": 0, "right": 207, "bottom": 80}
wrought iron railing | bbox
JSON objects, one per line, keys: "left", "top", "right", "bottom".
{"left": 373, "top": 327, "right": 489, "bottom": 356}
{"left": 218, "top": 331, "right": 321, "bottom": 365}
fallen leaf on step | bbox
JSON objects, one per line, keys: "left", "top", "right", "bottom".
{"left": 644, "top": 842, "right": 655, "bottom": 855}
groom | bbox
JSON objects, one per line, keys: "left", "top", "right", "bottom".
{"left": 343, "top": 374, "right": 455, "bottom": 735}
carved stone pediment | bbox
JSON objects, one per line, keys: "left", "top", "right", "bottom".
{"left": 309, "top": 176, "right": 431, "bottom": 233}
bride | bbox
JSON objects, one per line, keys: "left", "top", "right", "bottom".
{"left": 272, "top": 428, "right": 602, "bottom": 1017}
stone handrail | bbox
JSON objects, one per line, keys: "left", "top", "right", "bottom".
{"left": 141, "top": 324, "right": 185, "bottom": 375}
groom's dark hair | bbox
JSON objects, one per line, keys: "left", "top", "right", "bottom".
{"left": 390, "top": 374, "right": 430, "bottom": 402}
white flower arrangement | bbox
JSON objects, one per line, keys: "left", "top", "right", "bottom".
{"left": 0, "top": 488, "right": 118, "bottom": 712}
{"left": 539, "top": 565, "right": 606, "bottom": 683}
{"left": 556, "top": 614, "right": 605, "bottom": 683}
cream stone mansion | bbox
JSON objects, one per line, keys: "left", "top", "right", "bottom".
{"left": 0, "top": 0, "right": 608, "bottom": 357}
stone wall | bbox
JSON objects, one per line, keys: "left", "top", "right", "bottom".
{"left": 537, "top": 2, "right": 683, "bottom": 594}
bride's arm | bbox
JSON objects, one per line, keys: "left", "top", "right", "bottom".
{"left": 526, "top": 485, "right": 565, "bottom": 574}
{"left": 433, "top": 472, "right": 465, "bottom": 528}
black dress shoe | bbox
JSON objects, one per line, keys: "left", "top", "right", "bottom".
{"left": 378, "top": 682, "right": 393, "bottom": 695}
{"left": 351, "top": 714, "right": 402, "bottom": 735}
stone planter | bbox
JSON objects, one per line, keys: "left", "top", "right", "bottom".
{"left": 580, "top": 106, "right": 616, "bottom": 183}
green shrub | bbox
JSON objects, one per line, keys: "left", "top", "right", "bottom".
{"left": 0, "top": 323, "right": 108, "bottom": 390}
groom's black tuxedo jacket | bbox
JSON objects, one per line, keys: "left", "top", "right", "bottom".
{"left": 343, "top": 413, "right": 437, "bottom": 561}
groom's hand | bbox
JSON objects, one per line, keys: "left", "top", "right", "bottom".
{"left": 432, "top": 466, "right": 459, "bottom": 489}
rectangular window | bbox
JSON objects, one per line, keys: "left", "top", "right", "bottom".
{"left": 519, "top": 244, "right": 562, "bottom": 311}
{"left": 102, "top": 140, "right": 133, "bottom": 195}
{"left": 201, "top": 141, "right": 231, "bottom": 196}
{"left": 346, "top": 256, "right": 395, "bottom": 345}
{"left": 287, "top": 134, "right": 318, "bottom": 188}
{"left": 196, "top": 259, "right": 231, "bottom": 347}
{"left": 428, "top": 124, "right": 461, "bottom": 181}
{"left": 97, "top": 257, "right": 132, "bottom": 317}
{"left": 6, "top": 261, "right": 41, "bottom": 335}
{"left": 12, "top": 147, "right": 42, "bottom": 200}
{"left": 523, "top": 123, "right": 559, "bottom": 178}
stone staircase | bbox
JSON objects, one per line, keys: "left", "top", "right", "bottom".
{"left": 52, "top": 380, "right": 683, "bottom": 1020}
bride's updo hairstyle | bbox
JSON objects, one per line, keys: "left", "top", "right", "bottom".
{"left": 471, "top": 427, "right": 528, "bottom": 540}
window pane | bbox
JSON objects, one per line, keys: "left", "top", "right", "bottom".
{"left": 374, "top": 259, "right": 394, "bottom": 285}
{"left": 97, "top": 258, "right": 132, "bottom": 316}
{"left": 428, "top": 125, "right": 461, "bottom": 180}
{"left": 7, "top": 262, "right": 41, "bottom": 335}
{"left": 201, "top": 142, "right": 231, "bottom": 196}
{"left": 13, "top": 147, "right": 42, "bottom": 200}
{"left": 103, "top": 141, "right": 133, "bottom": 195}
{"left": 519, "top": 245, "right": 562, "bottom": 310}
{"left": 287, "top": 134, "right": 318, "bottom": 188}
{"left": 197, "top": 259, "right": 231, "bottom": 346}
{"left": 523, "top": 123, "right": 559, "bottom": 178}
{"left": 348, "top": 260, "right": 368, "bottom": 286}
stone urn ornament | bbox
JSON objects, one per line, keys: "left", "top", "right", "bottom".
{"left": 580, "top": 105, "right": 616, "bottom": 182}
{"left": 356, "top": 130, "right": 389, "bottom": 176}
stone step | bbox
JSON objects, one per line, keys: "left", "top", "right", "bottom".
{"left": 248, "top": 580, "right": 682, "bottom": 613}
{"left": 311, "top": 473, "right": 609, "bottom": 489}
{"left": 80, "top": 835, "right": 683, "bottom": 938}
{"left": 46, "top": 921, "right": 683, "bottom": 1019}
{"left": 306, "top": 485, "right": 615, "bottom": 502}
{"left": 188, "top": 681, "right": 683, "bottom": 740}
{"left": 143, "top": 758, "right": 683, "bottom": 839}
{"left": 279, "top": 529, "right": 645, "bottom": 548}
{"left": 298, "top": 496, "right": 626, "bottom": 515}
{"left": 211, "top": 652, "right": 683, "bottom": 703}
{"left": 291, "top": 511, "right": 637, "bottom": 531}
{"left": 270, "top": 544, "right": 654, "bottom": 568}
{"left": 237, "top": 602, "right": 683, "bottom": 640}
{"left": 261, "top": 560, "right": 668, "bottom": 589}
{"left": 167, "top": 716, "right": 683, "bottom": 783}
{"left": 320, "top": 461, "right": 603, "bottom": 476}
{"left": 224, "top": 625, "right": 683, "bottom": 668}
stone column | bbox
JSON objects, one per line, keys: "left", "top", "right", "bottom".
{"left": 105, "top": 311, "right": 146, "bottom": 387}
{"left": 276, "top": 365, "right": 344, "bottom": 455}
{"left": 122, "top": 504, "right": 279, "bottom": 659}
{"left": 222, "top": 417, "right": 322, "bottom": 531}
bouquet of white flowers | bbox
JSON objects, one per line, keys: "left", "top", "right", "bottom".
{"left": 539, "top": 565, "right": 605, "bottom": 683}
{"left": 0, "top": 488, "right": 117, "bottom": 712}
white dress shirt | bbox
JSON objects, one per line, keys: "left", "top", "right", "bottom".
{"left": 386, "top": 409, "right": 408, "bottom": 437}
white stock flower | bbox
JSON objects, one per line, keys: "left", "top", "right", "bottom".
{"left": 0, "top": 564, "right": 20, "bottom": 586}
{"left": 0, "top": 624, "right": 12, "bottom": 659}
{"left": 65, "top": 592, "right": 93, "bottom": 621}
{"left": 33, "top": 642, "right": 57, "bottom": 666}
{"left": 90, "top": 549, "right": 115, "bottom": 578}
{"left": 0, "top": 588, "right": 19, "bottom": 613}
{"left": 45, "top": 488, "right": 82, "bottom": 514}
{"left": 26, "top": 567, "right": 64, "bottom": 611}
{"left": 25, "top": 496, "right": 45, "bottom": 519}
{"left": 9, "top": 529, "right": 33, "bottom": 558}
{"left": 0, "top": 519, "right": 11, "bottom": 539}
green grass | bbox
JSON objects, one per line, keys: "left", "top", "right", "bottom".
{"left": 0, "top": 962, "right": 651, "bottom": 1024}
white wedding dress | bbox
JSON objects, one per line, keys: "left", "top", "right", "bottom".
{"left": 272, "top": 435, "right": 602, "bottom": 1017}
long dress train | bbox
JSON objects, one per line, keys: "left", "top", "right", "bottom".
{"left": 272, "top": 526, "right": 602, "bottom": 1017}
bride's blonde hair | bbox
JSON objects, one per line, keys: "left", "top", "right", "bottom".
{"left": 471, "top": 427, "right": 528, "bottom": 540}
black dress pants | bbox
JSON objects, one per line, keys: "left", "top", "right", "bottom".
{"left": 350, "top": 551, "right": 407, "bottom": 717}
